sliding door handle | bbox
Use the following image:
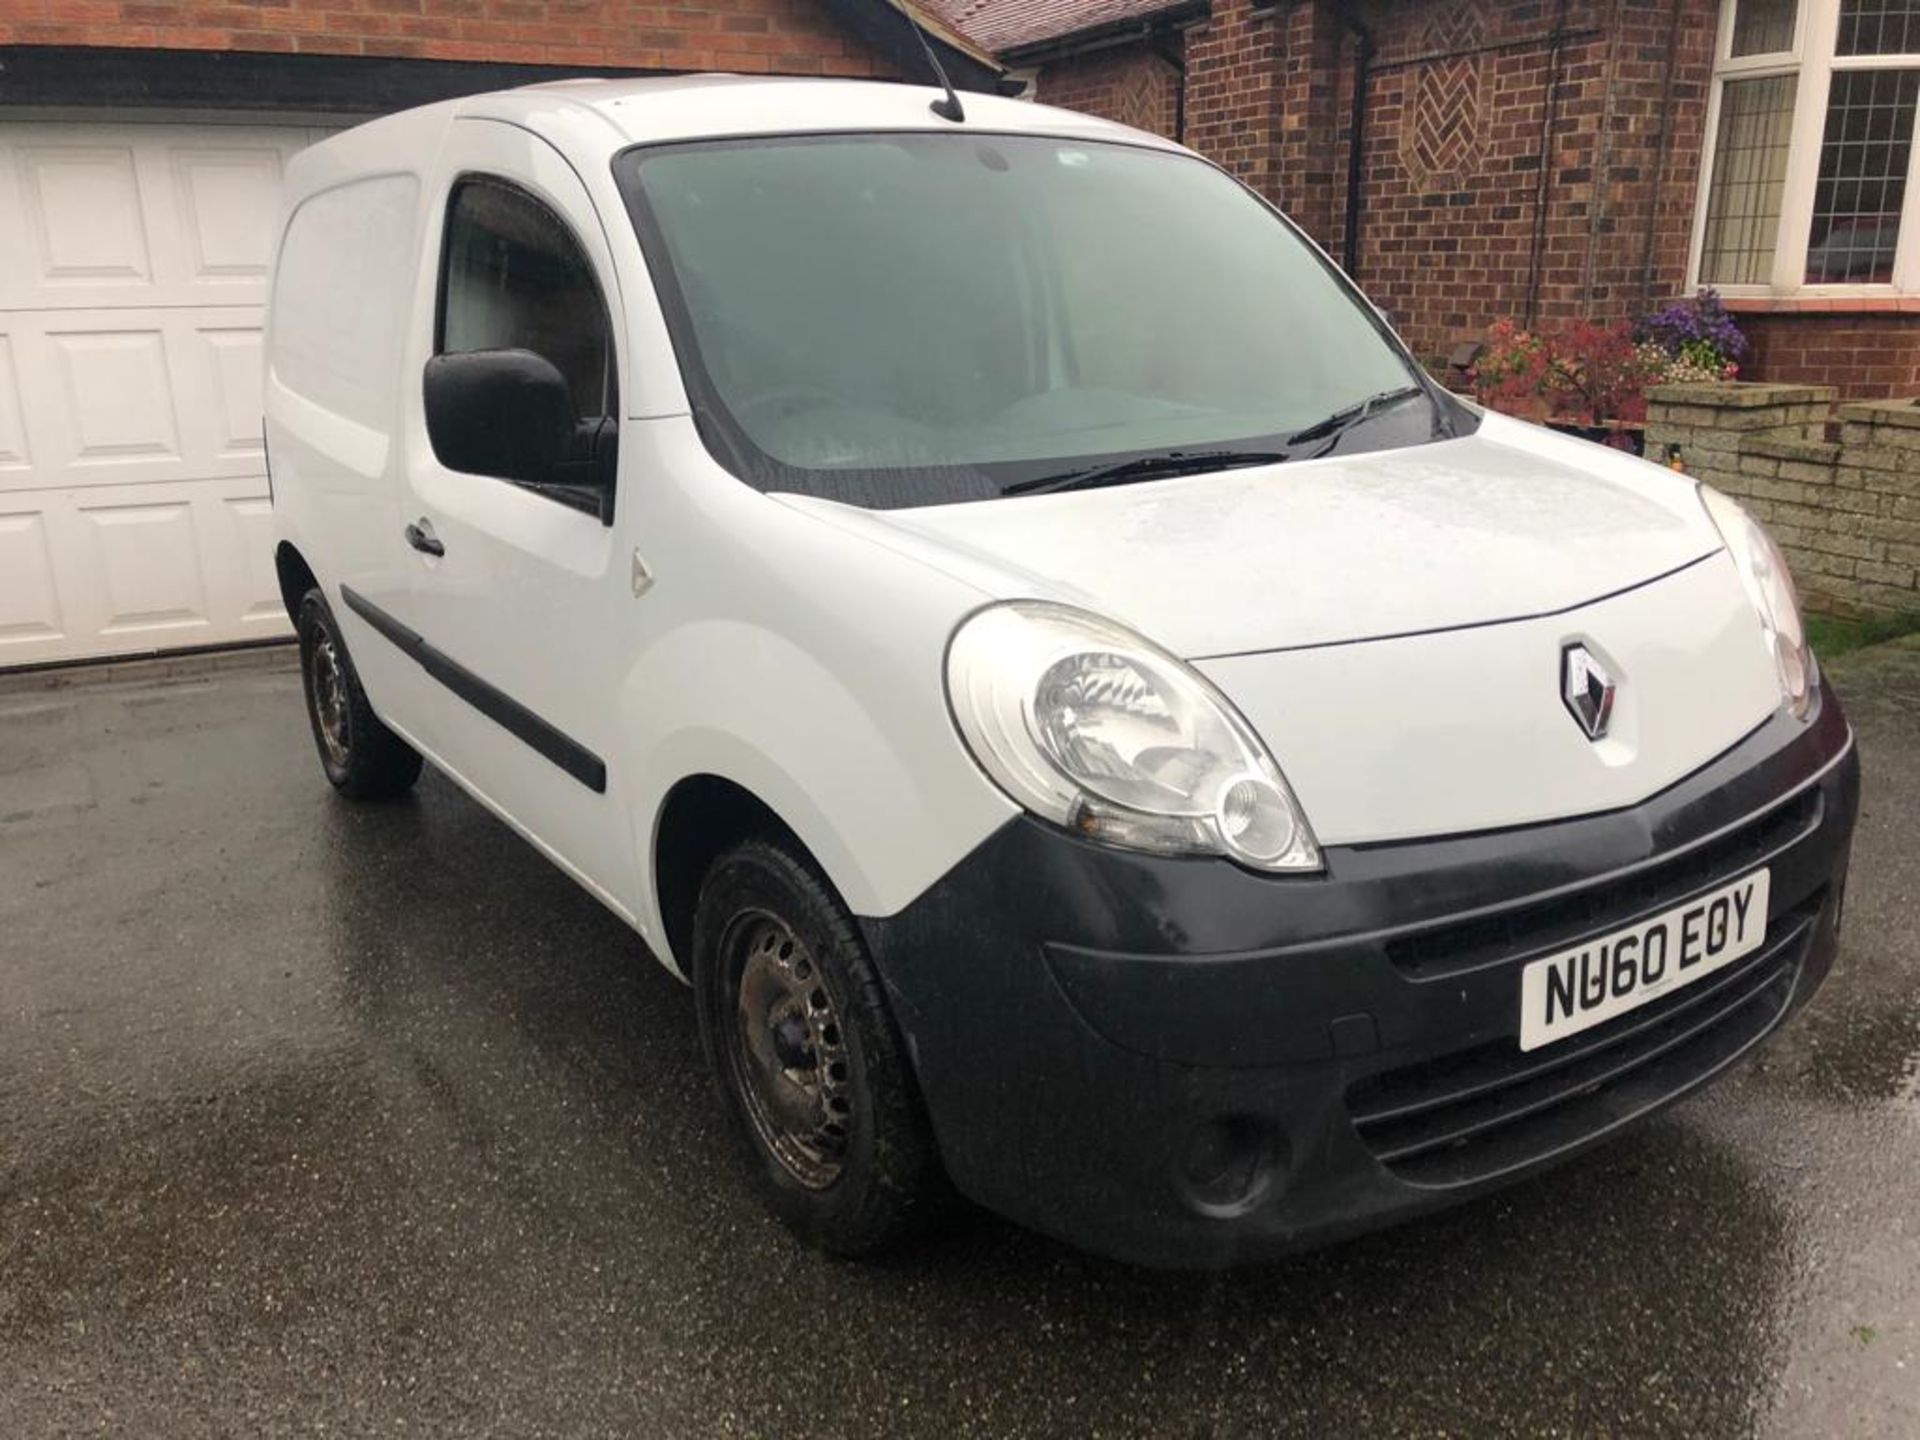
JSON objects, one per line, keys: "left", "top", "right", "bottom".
{"left": 404, "top": 519, "right": 444, "bottom": 557}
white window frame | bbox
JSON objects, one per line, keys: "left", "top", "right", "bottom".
{"left": 1689, "top": 0, "right": 1920, "bottom": 297}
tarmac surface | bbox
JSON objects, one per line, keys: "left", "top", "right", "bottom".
{"left": 2, "top": 638, "right": 1916, "bottom": 1437}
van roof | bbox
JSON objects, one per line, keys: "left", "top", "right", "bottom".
{"left": 281, "top": 76, "right": 1184, "bottom": 214}
{"left": 458, "top": 74, "right": 1174, "bottom": 153}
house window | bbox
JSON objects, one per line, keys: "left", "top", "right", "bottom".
{"left": 1733, "top": 0, "right": 1798, "bottom": 55}
{"left": 1699, "top": 76, "right": 1798, "bottom": 283}
{"left": 1694, "top": 0, "right": 1920, "bottom": 294}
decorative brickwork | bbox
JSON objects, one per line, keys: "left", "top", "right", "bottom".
{"left": 1325, "top": 0, "right": 1718, "bottom": 370}
{"left": 1025, "top": 1, "right": 1768, "bottom": 383}
{"left": 1400, "top": 0, "right": 1485, "bottom": 191}
{"left": 1647, "top": 383, "right": 1920, "bottom": 618}
{"left": 1031, "top": 0, "right": 1910, "bottom": 401}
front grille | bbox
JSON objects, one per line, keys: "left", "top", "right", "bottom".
{"left": 1348, "top": 893, "right": 1822, "bottom": 1187}
{"left": 1387, "top": 785, "right": 1822, "bottom": 981}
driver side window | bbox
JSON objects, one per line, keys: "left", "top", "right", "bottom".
{"left": 436, "top": 176, "right": 618, "bottom": 510}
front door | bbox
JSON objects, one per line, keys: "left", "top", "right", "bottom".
{"left": 391, "top": 118, "right": 633, "bottom": 912}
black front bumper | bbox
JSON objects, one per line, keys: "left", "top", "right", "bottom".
{"left": 862, "top": 681, "right": 1860, "bottom": 1268}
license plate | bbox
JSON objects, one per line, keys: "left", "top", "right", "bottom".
{"left": 1518, "top": 869, "right": 1771, "bottom": 1052}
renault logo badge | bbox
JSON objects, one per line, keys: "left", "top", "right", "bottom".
{"left": 1562, "top": 644, "right": 1616, "bottom": 740}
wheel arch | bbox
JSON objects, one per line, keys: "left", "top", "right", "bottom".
{"left": 651, "top": 772, "right": 822, "bottom": 982}
{"left": 275, "top": 540, "right": 321, "bottom": 624}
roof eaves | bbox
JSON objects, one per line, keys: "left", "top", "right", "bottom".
{"left": 997, "top": 0, "right": 1209, "bottom": 64}
{"left": 894, "top": 0, "right": 1006, "bottom": 70}
{"left": 817, "top": 0, "right": 1008, "bottom": 91}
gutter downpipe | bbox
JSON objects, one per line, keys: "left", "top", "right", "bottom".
{"left": 1338, "top": 1, "right": 1376, "bottom": 279}
{"left": 1152, "top": 33, "right": 1188, "bottom": 144}
{"left": 1524, "top": 0, "right": 1571, "bottom": 325}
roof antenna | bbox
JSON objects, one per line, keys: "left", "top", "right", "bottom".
{"left": 894, "top": 0, "right": 966, "bottom": 123}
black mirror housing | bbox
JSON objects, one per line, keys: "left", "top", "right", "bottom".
{"left": 424, "top": 349, "right": 574, "bottom": 487}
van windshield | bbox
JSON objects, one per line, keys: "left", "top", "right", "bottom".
{"left": 614, "top": 133, "right": 1457, "bottom": 509}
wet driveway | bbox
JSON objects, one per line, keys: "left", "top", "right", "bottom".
{"left": 2, "top": 642, "right": 1916, "bottom": 1438}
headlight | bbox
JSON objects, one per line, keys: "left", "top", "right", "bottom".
{"left": 945, "top": 601, "right": 1321, "bottom": 871}
{"left": 1699, "top": 485, "right": 1812, "bottom": 719}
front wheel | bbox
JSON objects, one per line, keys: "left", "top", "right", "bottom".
{"left": 692, "top": 838, "right": 944, "bottom": 1256}
{"left": 296, "top": 588, "right": 422, "bottom": 801}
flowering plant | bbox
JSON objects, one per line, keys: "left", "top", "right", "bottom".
{"left": 1635, "top": 340, "right": 1734, "bottom": 386}
{"left": 1633, "top": 289, "right": 1746, "bottom": 378}
{"left": 1553, "top": 319, "right": 1656, "bottom": 424}
{"left": 1469, "top": 319, "right": 1555, "bottom": 412}
{"left": 1469, "top": 318, "right": 1663, "bottom": 425}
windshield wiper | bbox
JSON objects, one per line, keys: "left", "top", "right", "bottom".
{"left": 1002, "top": 448, "right": 1293, "bottom": 498}
{"left": 1284, "top": 384, "right": 1428, "bottom": 453}
{"left": 1002, "top": 387, "right": 1434, "bottom": 498}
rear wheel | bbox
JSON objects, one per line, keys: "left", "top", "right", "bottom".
{"left": 692, "top": 837, "right": 943, "bottom": 1256}
{"left": 297, "top": 588, "right": 422, "bottom": 801}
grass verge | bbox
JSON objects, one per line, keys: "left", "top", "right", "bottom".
{"left": 1806, "top": 611, "right": 1920, "bottom": 659}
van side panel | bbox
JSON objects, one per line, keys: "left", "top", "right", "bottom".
{"left": 268, "top": 101, "right": 1019, "bottom": 977}
{"left": 614, "top": 419, "right": 1020, "bottom": 974}
{"left": 268, "top": 120, "right": 445, "bottom": 733}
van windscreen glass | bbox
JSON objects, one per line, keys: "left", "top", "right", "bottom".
{"left": 614, "top": 133, "right": 1454, "bottom": 508}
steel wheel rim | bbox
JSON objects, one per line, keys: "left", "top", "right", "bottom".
{"left": 721, "top": 909, "right": 852, "bottom": 1190}
{"left": 311, "top": 631, "right": 350, "bottom": 767}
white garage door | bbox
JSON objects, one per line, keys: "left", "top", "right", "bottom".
{"left": 0, "top": 120, "right": 333, "bottom": 669}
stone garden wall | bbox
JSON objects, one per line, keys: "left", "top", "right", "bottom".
{"left": 1645, "top": 384, "right": 1920, "bottom": 618}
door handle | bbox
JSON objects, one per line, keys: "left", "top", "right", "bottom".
{"left": 404, "top": 519, "right": 444, "bottom": 557}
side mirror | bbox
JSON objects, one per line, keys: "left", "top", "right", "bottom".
{"left": 423, "top": 349, "right": 573, "bottom": 486}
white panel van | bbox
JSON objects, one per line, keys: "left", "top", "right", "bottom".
{"left": 266, "top": 77, "right": 1857, "bottom": 1267}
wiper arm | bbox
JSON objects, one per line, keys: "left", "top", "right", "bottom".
{"left": 1003, "top": 387, "right": 1436, "bottom": 498}
{"left": 1002, "top": 448, "right": 1292, "bottom": 498}
{"left": 1284, "top": 385, "right": 1428, "bottom": 451}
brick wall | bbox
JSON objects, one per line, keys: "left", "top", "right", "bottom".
{"left": 1034, "top": 0, "right": 1723, "bottom": 372}
{"left": 1017, "top": 0, "right": 1915, "bottom": 403}
{"left": 1175, "top": 0, "right": 1909, "bottom": 400}
{"left": 1267, "top": 0, "right": 1343, "bottom": 242}
{"left": 1322, "top": 0, "right": 1716, "bottom": 368}
{"left": 1033, "top": 41, "right": 1182, "bottom": 138}
{"left": 1182, "top": 0, "right": 1275, "bottom": 194}
{"left": 0, "top": 0, "right": 892, "bottom": 75}
{"left": 1736, "top": 313, "right": 1920, "bottom": 402}
{"left": 1647, "top": 383, "right": 1920, "bottom": 618}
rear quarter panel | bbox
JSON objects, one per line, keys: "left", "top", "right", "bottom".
{"left": 264, "top": 109, "right": 451, "bottom": 720}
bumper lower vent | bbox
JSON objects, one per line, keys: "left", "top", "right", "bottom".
{"left": 1347, "top": 895, "right": 1822, "bottom": 1187}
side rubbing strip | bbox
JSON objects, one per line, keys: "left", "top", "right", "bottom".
{"left": 339, "top": 585, "right": 608, "bottom": 794}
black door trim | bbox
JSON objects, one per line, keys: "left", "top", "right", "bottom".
{"left": 339, "top": 585, "right": 607, "bottom": 794}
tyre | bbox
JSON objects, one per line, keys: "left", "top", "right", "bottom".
{"left": 692, "top": 837, "right": 944, "bottom": 1256}
{"left": 296, "top": 587, "right": 423, "bottom": 801}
